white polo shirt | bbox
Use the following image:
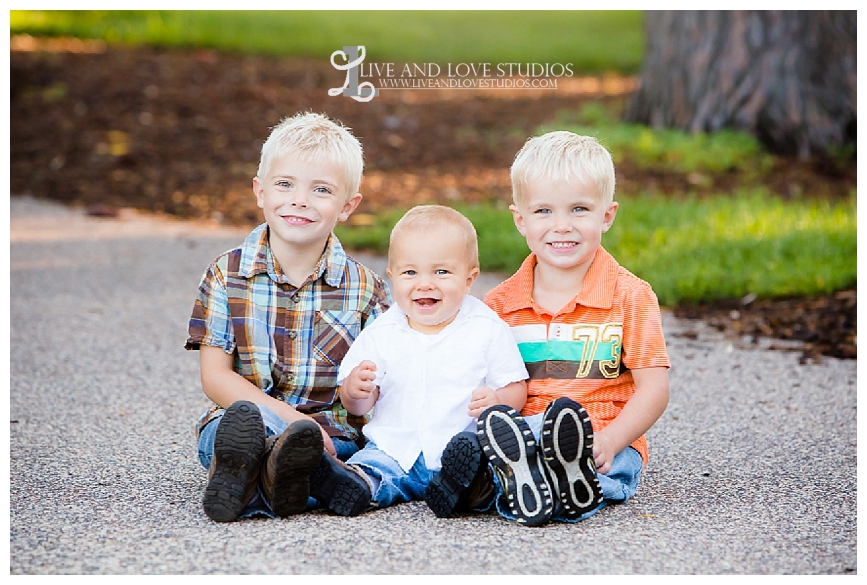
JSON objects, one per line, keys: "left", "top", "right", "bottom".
{"left": 337, "top": 295, "right": 529, "bottom": 472}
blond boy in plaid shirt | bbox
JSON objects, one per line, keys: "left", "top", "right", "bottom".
{"left": 186, "top": 112, "right": 390, "bottom": 522}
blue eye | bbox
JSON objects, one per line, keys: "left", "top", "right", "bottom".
{"left": 404, "top": 270, "right": 416, "bottom": 276}
{"left": 435, "top": 269, "right": 450, "bottom": 275}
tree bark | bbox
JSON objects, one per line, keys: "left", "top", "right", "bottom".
{"left": 624, "top": 11, "right": 856, "bottom": 158}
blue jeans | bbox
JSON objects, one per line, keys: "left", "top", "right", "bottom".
{"left": 346, "top": 442, "right": 435, "bottom": 508}
{"left": 197, "top": 404, "right": 359, "bottom": 519}
{"left": 487, "top": 412, "right": 644, "bottom": 524}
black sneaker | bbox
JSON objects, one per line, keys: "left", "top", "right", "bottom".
{"left": 309, "top": 453, "right": 372, "bottom": 516}
{"left": 539, "top": 397, "right": 603, "bottom": 519}
{"left": 476, "top": 405, "right": 553, "bottom": 527}
{"left": 424, "top": 431, "right": 483, "bottom": 518}
{"left": 203, "top": 401, "right": 266, "bottom": 522}
{"left": 263, "top": 419, "right": 324, "bottom": 517}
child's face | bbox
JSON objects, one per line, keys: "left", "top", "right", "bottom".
{"left": 510, "top": 177, "right": 618, "bottom": 274}
{"left": 387, "top": 227, "right": 479, "bottom": 335}
{"left": 253, "top": 152, "right": 361, "bottom": 255}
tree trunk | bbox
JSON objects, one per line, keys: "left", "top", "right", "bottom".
{"left": 624, "top": 11, "right": 856, "bottom": 158}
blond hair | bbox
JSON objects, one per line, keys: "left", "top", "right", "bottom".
{"left": 388, "top": 205, "right": 479, "bottom": 270}
{"left": 256, "top": 111, "right": 364, "bottom": 198}
{"left": 510, "top": 131, "right": 616, "bottom": 206}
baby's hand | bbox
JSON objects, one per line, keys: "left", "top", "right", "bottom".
{"left": 592, "top": 430, "right": 616, "bottom": 475}
{"left": 468, "top": 386, "right": 498, "bottom": 418}
{"left": 344, "top": 360, "right": 378, "bottom": 402}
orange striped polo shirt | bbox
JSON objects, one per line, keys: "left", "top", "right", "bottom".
{"left": 485, "top": 246, "right": 670, "bottom": 464}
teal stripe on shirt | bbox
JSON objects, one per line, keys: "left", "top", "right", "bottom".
{"left": 518, "top": 339, "right": 619, "bottom": 364}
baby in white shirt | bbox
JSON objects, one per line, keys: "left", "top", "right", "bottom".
{"left": 309, "top": 205, "right": 528, "bottom": 516}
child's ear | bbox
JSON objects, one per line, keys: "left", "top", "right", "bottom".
{"left": 465, "top": 266, "right": 480, "bottom": 291}
{"left": 509, "top": 204, "right": 527, "bottom": 236}
{"left": 601, "top": 201, "right": 619, "bottom": 233}
{"left": 252, "top": 176, "right": 264, "bottom": 209}
{"left": 338, "top": 192, "right": 363, "bottom": 222}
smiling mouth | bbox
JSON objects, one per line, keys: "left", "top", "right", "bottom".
{"left": 414, "top": 298, "right": 440, "bottom": 307}
{"left": 282, "top": 215, "right": 313, "bottom": 225}
{"left": 548, "top": 241, "right": 577, "bottom": 249}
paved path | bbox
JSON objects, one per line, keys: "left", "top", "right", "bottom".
{"left": 9, "top": 196, "right": 856, "bottom": 574}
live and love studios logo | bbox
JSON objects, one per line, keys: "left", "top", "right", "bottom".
{"left": 329, "top": 45, "right": 574, "bottom": 102}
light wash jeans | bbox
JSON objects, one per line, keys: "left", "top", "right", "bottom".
{"left": 346, "top": 442, "right": 435, "bottom": 508}
{"left": 197, "top": 404, "right": 359, "bottom": 519}
{"left": 486, "top": 412, "right": 644, "bottom": 524}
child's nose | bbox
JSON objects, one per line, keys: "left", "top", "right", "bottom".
{"left": 288, "top": 189, "right": 309, "bottom": 207}
{"left": 553, "top": 213, "right": 572, "bottom": 231}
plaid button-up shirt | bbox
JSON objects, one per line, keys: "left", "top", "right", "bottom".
{"left": 186, "top": 223, "right": 391, "bottom": 441}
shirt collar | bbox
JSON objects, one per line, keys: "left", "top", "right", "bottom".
{"left": 238, "top": 223, "right": 346, "bottom": 288}
{"left": 500, "top": 246, "right": 620, "bottom": 314}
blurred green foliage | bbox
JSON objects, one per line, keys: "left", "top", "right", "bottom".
{"left": 337, "top": 193, "right": 857, "bottom": 305}
{"left": 601, "top": 191, "right": 856, "bottom": 305}
{"left": 546, "top": 103, "right": 775, "bottom": 174}
{"left": 10, "top": 10, "right": 644, "bottom": 73}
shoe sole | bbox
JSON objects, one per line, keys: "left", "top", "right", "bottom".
{"left": 310, "top": 455, "right": 371, "bottom": 516}
{"left": 203, "top": 401, "right": 265, "bottom": 522}
{"left": 477, "top": 406, "right": 552, "bottom": 527}
{"left": 269, "top": 420, "right": 324, "bottom": 517}
{"left": 424, "top": 432, "right": 481, "bottom": 518}
{"left": 540, "top": 399, "right": 603, "bottom": 518}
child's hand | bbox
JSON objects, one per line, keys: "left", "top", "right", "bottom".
{"left": 592, "top": 430, "right": 617, "bottom": 475}
{"left": 344, "top": 360, "right": 378, "bottom": 402}
{"left": 468, "top": 386, "right": 499, "bottom": 418}
{"left": 317, "top": 425, "right": 336, "bottom": 457}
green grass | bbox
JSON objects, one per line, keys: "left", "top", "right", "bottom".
{"left": 10, "top": 10, "right": 644, "bottom": 73}
{"left": 337, "top": 192, "right": 857, "bottom": 306}
{"left": 546, "top": 102, "right": 775, "bottom": 174}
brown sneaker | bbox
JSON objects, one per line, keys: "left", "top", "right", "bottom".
{"left": 202, "top": 401, "right": 266, "bottom": 522}
{"left": 260, "top": 419, "right": 324, "bottom": 517}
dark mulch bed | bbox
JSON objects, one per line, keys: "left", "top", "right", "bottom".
{"left": 10, "top": 37, "right": 856, "bottom": 361}
{"left": 674, "top": 290, "right": 856, "bottom": 363}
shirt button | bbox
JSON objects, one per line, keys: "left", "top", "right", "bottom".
{"left": 289, "top": 331, "right": 297, "bottom": 339}
{"left": 292, "top": 294, "right": 301, "bottom": 303}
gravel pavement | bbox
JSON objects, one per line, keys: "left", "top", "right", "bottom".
{"left": 9, "top": 195, "right": 857, "bottom": 574}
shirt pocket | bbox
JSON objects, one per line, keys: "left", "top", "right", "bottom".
{"left": 312, "top": 310, "right": 362, "bottom": 366}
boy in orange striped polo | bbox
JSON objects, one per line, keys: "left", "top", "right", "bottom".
{"left": 439, "top": 131, "right": 670, "bottom": 526}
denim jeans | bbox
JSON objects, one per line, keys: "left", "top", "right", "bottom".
{"left": 346, "top": 442, "right": 435, "bottom": 508}
{"left": 197, "top": 404, "right": 359, "bottom": 519}
{"left": 487, "top": 412, "right": 644, "bottom": 524}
